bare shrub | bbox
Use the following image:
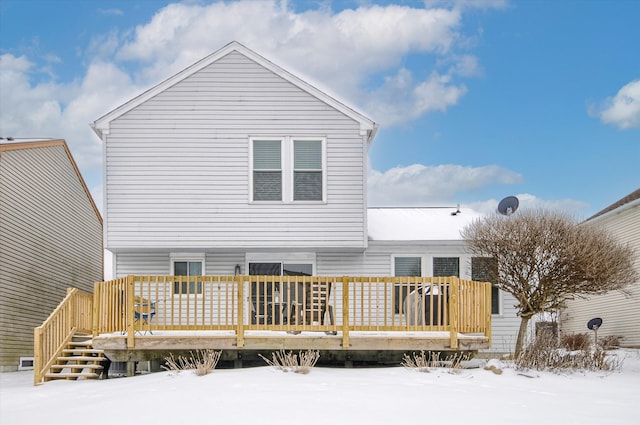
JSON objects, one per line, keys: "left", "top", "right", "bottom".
{"left": 259, "top": 350, "right": 319, "bottom": 374}
{"left": 162, "top": 349, "right": 222, "bottom": 376}
{"left": 598, "top": 335, "right": 623, "bottom": 350}
{"left": 516, "top": 335, "right": 621, "bottom": 372}
{"left": 402, "top": 351, "right": 439, "bottom": 372}
{"left": 560, "top": 333, "right": 590, "bottom": 351}
{"left": 402, "top": 351, "right": 471, "bottom": 373}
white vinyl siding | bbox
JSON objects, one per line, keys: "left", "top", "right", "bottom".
{"left": 0, "top": 143, "right": 102, "bottom": 371}
{"left": 104, "top": 51, "right": 366, "bottom": 251}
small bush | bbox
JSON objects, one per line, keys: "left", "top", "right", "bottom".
{"left": 598, "top": 335, "right": 623, "bottom": 350}
{"left": 402, "top": 351, "right": 471, "bottom": 373}
{"left": 401, "top": 351, "right": 439, "bottom": 372}
{"left": 259, "top": 350, "right": 319, "bottom": 374}
{"left": 560, "top": 333, "right": 591, "bottom": 351}
{"left": 516, "top": 335, "right": 621, "bottom": 372}
{"left": 162, "top": 349, "right": 222, "bottom": 376}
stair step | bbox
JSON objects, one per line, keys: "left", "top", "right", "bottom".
{"left": 44, "top": 372, "right": 100, "bottom": 381}
{"left": 68, "top": 340, "right": 93, "bottom": 347}
{"left": 57, "top": 356, "right": 105, "bottom": 362}
{"left": 62, "top": 348, "right": 105, "bottom": 355}
{"left": 50, "top": 364, "right": 104, "bottom": 370}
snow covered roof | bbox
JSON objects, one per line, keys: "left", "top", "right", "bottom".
{"left": 367, "top": 207, "right": 484, "bottom": 241}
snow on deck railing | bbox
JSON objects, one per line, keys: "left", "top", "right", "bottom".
{"left": 92, "top": 275, "right": 492, "bottom": 350}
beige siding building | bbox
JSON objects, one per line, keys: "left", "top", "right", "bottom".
{"left": 0, "top": 140, "right": 103, "bottom": 372}
{"left": 561, "top": 189, "right": 640, "bottom": 347}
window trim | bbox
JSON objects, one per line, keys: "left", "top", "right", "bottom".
{"left": 249, "top": 136, "right": 326, "bottom": 204}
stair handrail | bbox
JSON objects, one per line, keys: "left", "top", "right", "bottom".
{"left": 33, "top": 288, "right": 93, "bottom": 385}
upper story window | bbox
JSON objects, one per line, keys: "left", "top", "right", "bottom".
{"left": 253, "top": 139, "right": 282, "bottom": 201}
{"left": 251, "top": 137, "right": 325, "bottom": 203}
{"left": 293, "top": 140, "right": 322, "bottom": 201}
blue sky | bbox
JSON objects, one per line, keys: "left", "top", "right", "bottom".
{"left": 1, "top": 0, "right": 638, "bottom": 219}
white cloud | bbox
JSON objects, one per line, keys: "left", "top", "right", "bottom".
{"left": 112, "top": 1, "right": 468, "bottom": 122}
{"left": 0, "top": 53, "right": 142, "bottom": 178}
{"left": 367, "top": 163, "right": 522, "bottom": 206}
{"left": 595, "top": 79, "right": 640, "bottom": 130}
{"left": 364, "top": 69, "right": 467, "bottom": 126}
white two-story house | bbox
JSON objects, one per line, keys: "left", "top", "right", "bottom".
{"left": 91, "top": 41, "right": 518, "bottom": 355}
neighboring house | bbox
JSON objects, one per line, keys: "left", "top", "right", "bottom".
{"left": 561, "top": 189, "right": 640, "bottom": 347}
{"left": 91, "top": 41, "right": 518, "bottom": 354}
{"left": 0, "top": 140, "right": 103, "bottom": 372}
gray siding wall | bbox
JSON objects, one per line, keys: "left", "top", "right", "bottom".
{"left": 0, "top": 144, "right": 103, "bottom": 371}
{"left": 105, "top": 51, "right": 366, "bottom": 252}
{"left": 115, "top": 252, "right": 245, "bottom": 277}
{"left": 561, "top": 203, "right": 640, "bottom": 347}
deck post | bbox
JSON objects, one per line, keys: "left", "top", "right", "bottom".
{"left": 449, "top": 277, "right": 459, "bottom": 349}
{"left": 342, "top": 276, "right": 350, "bottom": 348}
{"left": 92, "top": 283, "right": 99, "bottom": 337}
{"left": 485, "top": 282, "right": 492, "bottom": 345}
{"left": 33, "top": 327, "right": 42, "bottom": 385}
{"left": 236, "top": 274, "right": 244, "bottom": 348}
{"left": 126, "top": 275, "right": 135, "bottom": 349}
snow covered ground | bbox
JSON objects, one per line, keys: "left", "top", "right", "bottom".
{"left": 2, "top": 349, "right": 639, "bottom": 425}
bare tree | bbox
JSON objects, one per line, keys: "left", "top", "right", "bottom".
{"left": 461, "top": 208, "right": 637, "bottom": 357}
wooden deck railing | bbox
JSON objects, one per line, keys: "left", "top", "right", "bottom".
{"left": 92, "top": 275, "right": 492, "bottom": 350}
{"left": 34, "top": 288, "right": 93, "bottom": 385}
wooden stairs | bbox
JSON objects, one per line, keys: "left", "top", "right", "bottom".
{"left": 44, "top": 333, "right": 107, "bottom": 381}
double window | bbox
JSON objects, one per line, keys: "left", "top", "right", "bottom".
{"left": 393, "top": 256, "right": 500, "bottom": 314}
{"left": 251, "top": 137, "right": 325, "bottom": 202}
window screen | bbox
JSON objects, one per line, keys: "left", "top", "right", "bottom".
{"left": 293, "top": 140, "right": 322, "bottom": 201}
{"left": 253, "top": 140, "right": 282, "bottom": 201}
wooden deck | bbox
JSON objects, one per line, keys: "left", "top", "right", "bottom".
{"left": 92, "top": 330, "right": 488, "bottom": 363}
{"left": 35, "top": 275, "right": 491, "bottom": 383}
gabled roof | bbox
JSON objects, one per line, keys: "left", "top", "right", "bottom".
{"left": 92, "top": 41, "right": 377, "bottom": 142}
{"left": 585, "top": 188, "right": 640, "bottom": 222}
{"left": 0, "top": 139, "right": 103, "bottom": 225}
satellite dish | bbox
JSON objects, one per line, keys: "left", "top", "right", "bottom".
{"left": 497, "top": 196, "right": 519, "bottom": 216}
{"left": 587, "top": 317, "right": 603, "bottom": 331}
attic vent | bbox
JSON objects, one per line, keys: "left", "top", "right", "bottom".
{"left": 19, "top": 357, "right": 34, "bottom": 370}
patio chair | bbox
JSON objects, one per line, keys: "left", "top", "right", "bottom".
{"left": 133, "top": 296, "right": 156, "bottom": 334}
